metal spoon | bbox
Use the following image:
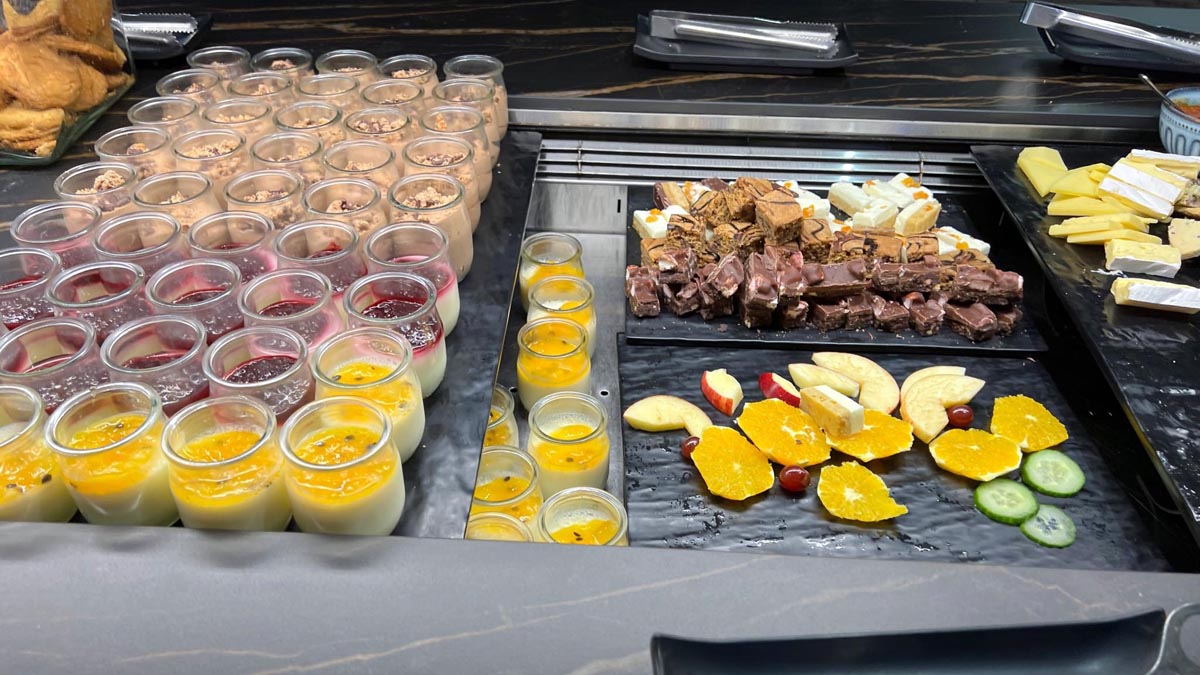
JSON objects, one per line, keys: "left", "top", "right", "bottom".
{"left": 1140, "top": 73, "right": 1187, "bottom": 116}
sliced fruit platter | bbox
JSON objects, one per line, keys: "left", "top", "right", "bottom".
{"left": 617, "top": 340, "right": 1170, "bottom": 570}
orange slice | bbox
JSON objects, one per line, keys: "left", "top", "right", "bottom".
{"left": 928, "top": 428, "right": 1022, "bottom": 481}
{"left": 990, "top": 395, "right": 1068, "bottom": 452}
{"left": 691, "top": 426, "right": 775, "bottom": 501}
{"left": 736, "top": 398, "right": 831, "bottom": 468}
{"left": 817, "top": 461, "right": 907, "bottom": 522}
{"left": 828, "top": 410, "right": 914, "bottom": 462}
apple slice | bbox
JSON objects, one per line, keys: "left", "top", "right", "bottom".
{"left": 811, "top": 352, "right": 900, "bottom": 413}
{"left": 900, "top": 365, "right": 967, "bottom": 401}
{"left": 701, "top": 369, "right": 743, "bottom": 416}
{"left": 759, "top": 372, "right": 802, "bottom": 407}
{"left": 899, "top": 375, "right": 986, "bottom": 443}
{"left": 788, "top": 363, "right": 860, "bottom": 398}
{"left": 624, "top": 395, "right": 713, "bottom": 437}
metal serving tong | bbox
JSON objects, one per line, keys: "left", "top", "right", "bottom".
{"left": 1022, "top": 2, "right": 1200, "bottom": 64}
{"left": 648, "top": 10, "right": 838, "bottom": 54}
{"left": 111, "top": 12, "right": 197, "bottom": 48}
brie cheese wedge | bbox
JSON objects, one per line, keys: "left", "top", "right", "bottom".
{"left": 1111, "top": 278, "right": 1200, "bottom": 315}
{"left": 632, "top": 204, "right": 687, "bottom": 240}
{"left": 1104, "top": 239, "right": 1182, "bottom": 278}
{"left": 934, "top": 226, "right": 991, "bottom": 256}
{"left": 1108, "top": 159, "right": 1186, "bottom": 205}
{"left": 1098, "top": 175, "right": 1174, "bottom": 221}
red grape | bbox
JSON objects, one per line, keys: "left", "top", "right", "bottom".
{"left": 681, "top": 436, "right": 700, "bottom": 460}
{"left": 947, "top": 405, "right": 974, "bottom": 429}
{"left": 779, "top": 465, "right": 811, "bottom": 492}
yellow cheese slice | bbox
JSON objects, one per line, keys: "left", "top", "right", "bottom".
{"left": 1019, "top": 146, "right": 1068, "bottom": 170}
{"left": 1066, "top": 229, "right": 1163, "bottom": 245}
{"left": 1049, "top": 214, "right": 1150, "bottom": 237}
{"left": 1047, "top": 196, "right": 1129, "bottom": 217}
{"left": 1018, "top": 154, "right": 1068, "bottom": 197}
{"left": 1088, "top": 169, "right": 1110, "bottom": 183}
{"left": 1048, "top": 167, "right": 1100, "bottom": 198}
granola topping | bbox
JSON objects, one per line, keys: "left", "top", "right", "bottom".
{"left": 270, "top": 59, "right": 295, "bottom": 70}
{"left": 343, "top": 160, "right": 378, "bottom": 172}
{"left": 401, "top": 186, "right": 452, "bottom": 209}
{"left": 350, "top": 115, "right": 403, "bottom": 134}
{"left": 180, "top": 140, "right": 239, "bottom": 159}
{"left": 324, "top": 200, "right": 364, "bottom": 213}
{"left": 173, "top": 82, "right": 206, "bottom": 94}
{"left": 126, "top": 143, "right": 149, "bottom": 155}
{"left": 162, "top": 191, "right": 190, "bottom": 205}
{"left": 391, "top": 67, "right": 429, "bottom": 78}
{"left": 75, "top": 170, "right": 127, "bottom": 194}
{"left": 415, "top": 151, "right": 466, "bottom": 167}
{"left": 292, "top": 116, "right": 332, "bottom": 129}
{"left": 253, "top": 83, "right": 279, "bottom": 96}
{"left": 213, "top": 112, "right": 257, "bottom": 123}
{"left": 332, "top": 66, "right": 363, "bottom": 73}
{"left": 242, "top": 189, "right": 289, "bottom": 203}
{"left": 378, "top": 95, "right": 414, "bottom": 105}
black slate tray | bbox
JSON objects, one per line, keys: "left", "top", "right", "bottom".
{"left": 972, "top": 145, "right": 1200, "bottom": 548}
{"left": 619, "top": 339, "right": 1178, "bottom": 571}
{"left": 624, "top": 187, "right": 1048, "bottom": 354}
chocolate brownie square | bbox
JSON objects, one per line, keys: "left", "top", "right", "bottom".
{"left": 755, "top": 189, "right": 806, "bottom": 246}
{"left": 870, "top": 293, "right": 910, "bottom": 333}
{"left": 844, "top": 293, "right": 874, "bottom": 329}
{"left": 811, "top": 300, "right": 848, "bottom": 332}
{"left": 945, "top": 302, "right": 998, "bottom": 342}
{"left": 799, "top": 218, "right": 835, "bottom": 262}
{"left": 625, "top": 266, "right": 660, "bottom": 317}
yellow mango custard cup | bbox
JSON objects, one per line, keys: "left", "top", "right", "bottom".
{"left": 465, "top": 512, "right": 532, "bottom": 542}
{"left": 483, "top": 384, "right": 518, "bottom": 448}
{"left": 533, "top": 487, "right": 627, "bottom": 546}
{"left": 280, "top": 397, "right": 405, "bottom": 535}
{"left": 470, "top": 446, "right": 542, "bottom": 523}
{"left": 526, "top": 392, "right": 608, "bottom": 497}
{"left": 162, "top": 396, "right": 291, "bottom": 531}
{"left": 311, "top": 328, "right": 425, "bottom": 463}
{"left": 0, "top": 385, "right": 76, "bottom": 522}
{"left": 45, "top": 382, "right": 177, "bottom": 526}
{"left": 527, "top": 276, "right": 597, "bottom": 358}
{"left": 516, "top": 318, "right": 591, "bottom": 411}
{"left": 517, "top": 233, "right": 584, "bottom": 311}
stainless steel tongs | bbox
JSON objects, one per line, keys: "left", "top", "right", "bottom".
{"left": 648, "top": 10, "right": 838, "bottom": 54}
{"left": 1022, "top": 2, "right": 1200, "bottom": 63}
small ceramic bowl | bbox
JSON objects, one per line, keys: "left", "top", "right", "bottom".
{"left": 1160, "top": 87, "right": 1200, "bottom": 157}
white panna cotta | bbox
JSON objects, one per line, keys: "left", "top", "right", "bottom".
{"left": 527, "top": 414, "right": 609, "bottom": 496}
{"left": 0, "top": 418, "right": 77, "bottom": 523}
{"left": 436, "top": 280, "right": 461, "bottom": 336}
{"left": 320, "top": 359, "right": 426, "bottom": 462}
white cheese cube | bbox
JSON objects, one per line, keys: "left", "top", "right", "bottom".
{"left": 851, "top": 199, "right": 898, "bottom": 230}
{"left": 828, "top": 182, "right": 872, "bottom": 216}
{"left": 1111, "top": 278, "right": 1200, "bottom": 314}
{"left": 1104, "top": 239, "right": 1182, "bottom": 278}
{"left": 1168, "top": 218, "right": 1200, "bottom": 260}
{"left": 934, "top": 226, "right": 991, "bottom": 256}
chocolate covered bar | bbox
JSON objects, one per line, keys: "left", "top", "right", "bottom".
{"left": 844, "top": 293, "right": 874, "bottom": 329}
{"left": 656, "top": 246, "right": 696, "bottom": 286}
{"left": 870, "top": 293, "right": 910, "bottom": 333}
{"left": 779, "top": 300, "right": 810, "bottom": 329}
{"left": 863, "top": 229, "right": 903, "bottom": 263}
{"left": 653, "top": 181, "right": 689, "bottom": 209}
{"left": 663, "top": 280, "right": 701, "bottom": 316}
{"left": 707, "top": 253, "right": 745, "bottom": 299}
{"left": 755, "top": 189, "right": 806, "bottom": 246}
{"left": 871, "top": 255, "right": 940, "bottom": 294}
{"left": 994, "top": 304, "right": 1023, "bottom": 336}
{"left": 811, "top": 300, "right": 848, "bottom": 331}
{"left": 740, "top": 252, "right": 779, "bottom": 328}
{"left": 776, "top": 250, "right": 808, "bottom": 328}
{"left": 949, "top": 266, "right": 1023, "bottom": 305}
{"left": 625, "top": 266, "right": 660, "bottom": 317}
{"left": 700, "top": 178, "right": 730, "bottom": 192}
{"left": 944, "top": 302, "right": 997, "bottom": 342}
{"left": 903, "top": 292, "right": 944, "bottom": 336}
{"left": 801, "top": 259, "right": 869, "bottom": 299}
{"left": 763, "top": 243, "right": 801, "bottom": 269}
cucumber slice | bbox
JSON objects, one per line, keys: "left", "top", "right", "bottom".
{"left": 1020, "top": 504, "right": 1076, "bottom": 548}
{"left": 974, "top": 478, "right": 1039, "bottom": 525}
{"left": 1021, "top": 450, "right": 1085, "bottom": 497}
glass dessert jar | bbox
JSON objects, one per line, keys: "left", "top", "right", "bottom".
{"left": 471, "top": 445, "right": 542, "bottom": 523}
{"left": 312, "top": 327, "right": 425, "bottom": 462}
{"left": 361, "top": 80, "right": 426, "bottom": 120}
{"left": 100, "top": 315, "right": 209, "bottom": 416}
{"left": 187, "top": 211, "right": 278, "bottom": 282}
{"left": 93, "top": 211, "right": 189, "bottom": 277}
{"left": 250, "top": 132, "right": 324, "bottom": 187}
{"left": 518, "top": 232, "right": 585, "bottom": 311}
{"left": 431, "top": 79, "right": 500, "bottom": 150}
{"left": 516, "top": 318, "right": 591, "bottom": 411}
{"left": 145, "top": 258, "right": 244, "bottom": 341}
{"left": 0, "top": 248, "right": 59, "bottom": 329}
{"left": 378, "top": 54, "right": 438, "bottom": 97}
{"left": 224, "top": 169, "right": 305, "bottom": 228}
{"left": 155, "top": 69, "right": 226, "bottom": 106}
{"left": 387, "top": 174, "right": 473, "bottom": 280}
{"left": 0, "top": 318, "right": 108, "bottom": 412}
{"left": 526, "top": 392, "right": 608, "bottom": 496}
{"left": 271, "top": 220, "right": 366, "bottom": 297}
{"left": 171, "top": 129, "right": 250, "bottom": 205}
{"left": 484, "top": 384, "right": 519, "bottom": 449}
{"left": 364, "top": 223, "right": 460, "bottom": 335}
{"left": 239, "top": 269, "right": 343, "bottom": 348}
{"left": 465, "top": 512, "right": 532, "bottom": 542}
{"left": 187, "top": 45, "right": 252, "bottom": 81}
{"left": 52, "top": 162, "right": 137, "bottom": 223}
{"left": 10, "top": 201, "right": 100, "bottom": 269}
{"left": 0, "top": 385, "right": 77, "bottom": 523}
{"left": 419, "top": 105, "right": 495, "bottom": 177}
{"left": 132, "top": 172, "right": 223, "bottom": 232}
{"left": 533, "top": 487, "right": 627, "bottom": 546}
{"left": 94, "top": 126, "right": 174, "bottom": 181}
{"left": 204, "top": 327, "right": 314, "bottom": 419}
{"left": 162, "top": 395, "right": 291, "bottom": 531}
{"left": 321, "top": 140, "right": 400, "bottom": 194}
{"left": 343, "top": 108, "right": 414, "bottom": 158}
{"left": 201, "top": 99, "right": 275, "bottom": 147}
{"left": 45, "top": 382, "right": 177, "bottom": 526}
{"left": 274, "top": 101, "right": 345, "bottom": 149}
{"left": 343, "top": 273, "right": 446, "bottom": 396}
{"left": 128, "top": 96, "right": 203, "bottom": 137}
{"left": 444, "top": 55, "right": 508, "bottom": 137}
{"left": 297, "top": 74, "right": 361, "bottom": 113}
{"left": 315, "top": 49, "right": 380, "bottom": 86}
{"left": 251, "top": 47, "right": 314, "bottom": 82}
{"left": 280, "top": 396, "right": 405, "bottom": 535}
{"left": 402, "top": 136, "right": 482, "bottom": 229}
{"left": 302, "top": 178, "right": 387, "bottom": 236}
{"left": 226, "top": 72, "right": 296, "bottom": 110}
{"left": 528, "top": 276, "right": 597, "bottom": 357}
{"left": 46, "top": 261, "right": 151, "bottom": 342}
